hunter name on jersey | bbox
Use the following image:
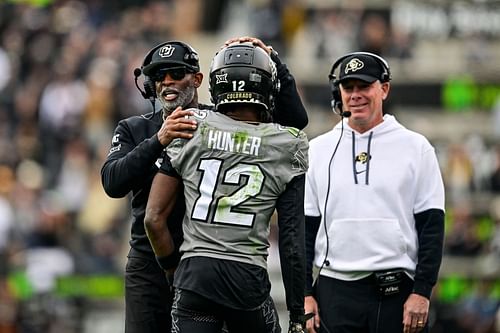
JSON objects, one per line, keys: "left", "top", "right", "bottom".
{"left": 206, "top": 129, "right": 261, "bottom": 156}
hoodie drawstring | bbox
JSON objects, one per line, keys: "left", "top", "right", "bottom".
{"left": 352, "top": 132, "right": 358, "bottom": 185}
{"left": 352, "top": 131, "right": 373, "bottom": 185}
{"left": 365, "top": 131, "right": 373, "bottom": 185}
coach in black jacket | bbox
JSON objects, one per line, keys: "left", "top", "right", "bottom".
{"left": 101, "top": 38, "right": 308, "bottom": 333}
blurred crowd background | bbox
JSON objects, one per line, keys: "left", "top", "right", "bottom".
{"left": 0, "top": 0, "right": 499, "bottom": 332}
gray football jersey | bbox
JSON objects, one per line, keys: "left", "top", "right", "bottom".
{"left": 167, "top": 109, "right": 309, "bottom": 269}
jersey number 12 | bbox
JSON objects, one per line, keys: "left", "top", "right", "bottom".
{"left": 192, "top": 158, "right": 264, "bottom": 227}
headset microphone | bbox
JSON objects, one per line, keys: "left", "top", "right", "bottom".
{"left": 133, "top": 67, "right": 142, "bottom": 78}
{"left": 133, "top": 68, "right": 147, "bottom": 99}
{"left": 330, "top": 100, "right": 351, "bottom": 118}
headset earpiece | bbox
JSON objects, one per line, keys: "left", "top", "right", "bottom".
{"left": 138, "top": 42, "right": 168, "bottom": 101}
{"left": 328, "top": 56, "right": 347, "bottom": 115}
{"left": 143, "top": 77, "right": 156, "bottom": 100}
{"left": 331, "top": 82, "right": 342, "bottom": 112}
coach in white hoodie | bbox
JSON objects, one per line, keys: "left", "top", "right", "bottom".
{"left": 304, "top": 53, "right": 445, "bottom": 333}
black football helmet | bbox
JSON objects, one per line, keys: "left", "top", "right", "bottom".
{"left": 209, "top": 42, "right": 280, "bottom": 118}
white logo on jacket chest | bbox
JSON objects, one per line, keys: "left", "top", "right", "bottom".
{"left": 112, "top": 134, "right": 120, "bottom": 144}
{"left": 155, "top": 157, "right": 163, "bottom": 169}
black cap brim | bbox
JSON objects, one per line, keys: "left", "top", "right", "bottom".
{"left": 339, "top": 74, "right": 378, "bottom": 83}
{"left": 143, "top": 61, "right": 198, "bottom": 76}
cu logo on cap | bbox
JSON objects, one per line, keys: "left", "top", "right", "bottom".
{"left": 158, "top": 45, "right": 175, "bottom": 58}
{"left": 345, "top": 58, "right": 364, "bottom": 73}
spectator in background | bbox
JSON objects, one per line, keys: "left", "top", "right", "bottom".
{"left": 18, "top": 192, "right": 76, "bottom": 332}
{"left": 490, "top": 145, "right": 500, "bottom": 193}
{"left": 487, "top": 198, "right": 500, "bottom": 258}
{"left": 444, "top": 143, "right": 474, "bottom": 205}
{"left": 388, "top": 24, "right": 413, "bottom": 59}
{"left": 455, "top": 279, "right": 499, "bottom": 333}
{"left": 0, "top": 171, "right": 15, "bottom": 333}
{"left": 38, "top": 62, "right": 89, "bottom": 187}
{"left": 250, "top": 0, "right": 285, "bottom": 54}
{"left": 444, "top": 204, "right": 483, "bottom": 256}
{"left": 24, "top": 193, "right": 75, "bottom": 295}
{"left": 357, "top": 12, "right": 390, "bottom": 56}
{"left": 493, "top": 97, "right": 500, "bottom": 141}
{"left": 0, "top": 47, "right": 11, "bottom": 92}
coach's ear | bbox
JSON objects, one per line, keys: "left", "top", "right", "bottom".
{"left": 194, "top": 72, "right": 203, "bottom": 88}
{"left": 381, "top": 81, "right": 390, "bottom": 100}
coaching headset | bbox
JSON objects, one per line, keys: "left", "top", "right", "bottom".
{"left": 133, "top": 41, "right": 200, "bottom": 104}
{"left": 328, "top": 51, "right": 391, "bottom": 117}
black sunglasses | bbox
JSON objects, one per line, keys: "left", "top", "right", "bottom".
{"left": 151, "top": 68, "right": 193, "bottom": 82}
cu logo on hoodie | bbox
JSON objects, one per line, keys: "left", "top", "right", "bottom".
{"left": 354, "top": 152, "right": 371, "bottom": 178}
{"left": 355, "top": 152, "right": 371, "bottom": 164}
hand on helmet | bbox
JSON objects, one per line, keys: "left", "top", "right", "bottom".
{"left": 223, "top": 36, "right": 273, "bottom": 55}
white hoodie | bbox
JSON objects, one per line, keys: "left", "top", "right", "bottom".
{"left": 304, "top": 114, "right": 445, "bottom": 280}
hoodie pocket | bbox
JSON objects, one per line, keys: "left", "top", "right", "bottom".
{"left": 329, "top": 218, "right": 406, "bottom": 271}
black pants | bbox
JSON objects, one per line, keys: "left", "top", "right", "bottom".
{"left": 171, "top": 289, "right": 281, "bottom": 333}
{"left": 125, "top": 254, "right": 173, "bottom": 333}
{"left": 315, "top": 274, "right": 429, "bottom": 333}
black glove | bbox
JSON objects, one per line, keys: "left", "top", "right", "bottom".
{"left": 288, "top": 321, "right": 305, "bottom": 333}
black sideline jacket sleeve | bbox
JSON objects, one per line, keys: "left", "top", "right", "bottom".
{"left": 271, "top": 51, "right": 308, "bottom": 130}
{"left": 276, "top": 174, "right": 306, "bottom": 322}
{"left": 413, "top": 208, "right": 445, "bottom": 299}
{"left": 304, "top": 215, "right": 321, "bottom": 296}
{"left": 101, "top": 118, "right": 164, "bottom": 198}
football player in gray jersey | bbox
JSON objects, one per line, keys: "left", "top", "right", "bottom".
{"left": 145, "top": 43, "right": 309, "bottom": 333}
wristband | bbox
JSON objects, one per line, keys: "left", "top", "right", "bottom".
{"left": 155, "top": 251, "right": 181, "bottom": 271}
{"left": 290, "top": 312, "right": 314, "bottom": 325}
{"left": 288, "top": 321, "right": 305, "bottom": 333}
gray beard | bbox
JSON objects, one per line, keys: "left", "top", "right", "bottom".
{"left": 158, "top": 84, "right": 196, "bottom": 115}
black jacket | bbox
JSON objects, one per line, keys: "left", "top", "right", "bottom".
{"left": 101, "top": 110, "right": 187, "bottom": 256}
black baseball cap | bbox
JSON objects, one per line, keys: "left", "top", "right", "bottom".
{"left": 142, "top": 41, "right": 200, "bottom": 76}
{"left": 338, "top": 54, "right": 386, "bottom": 83}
